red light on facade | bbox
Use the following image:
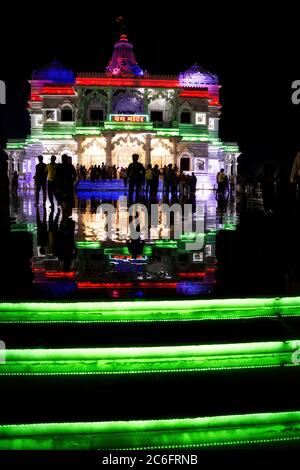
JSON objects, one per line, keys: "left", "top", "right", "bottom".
{"left": 41, "top": 87, "right": 76, "bottom": 96}
{"left": 77, "top": 282, "right": 134, "bottom": 289}
{"left": 76, "top": 77, "right": 179, "bottom": 88}
{"left": 209, "top": 98, "right": 220, "bottom": 106}
{"left": 30, "top": 94, "right": 42, "bottom": 102}
{"left": 77, "top": 281, "right": 176, "bottom": 289}
{"left": 45, "top": 272, "right": 76, "bottom": 279}
{"left": 179, "top": 90, "right": 209, "bottom": 98}
{"left": 139, "top": 282, "right": 177, "bottom": 289}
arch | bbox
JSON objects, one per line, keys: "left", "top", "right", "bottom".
{"left": 151, "top": 138, "right": 173, "bottom": 168}
{"left": 84, "top": 91, "right": 107, "bottom": 124}
{"left": 58, "top": 102, "right": 75, "bottom": 122}
{"left": 80, "top": 137, "right": 106, "bottom": 167}
{"left": 148, "top": 97, "right": 171, "bottom": 126}
{"left": 61, "top": 107, "right": 73, "bottom": 122}
{"left": 177, "top": 150, "right": 194, "bottom": 172}
{"left": 57, "top": 145, "right": 77, "bottom": 165}
{"left": 112, "top": 133, "right": 146, "bottom": 167}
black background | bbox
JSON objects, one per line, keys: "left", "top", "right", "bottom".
{"left": 0, "top": 3, "right": 299, "bottom": 174}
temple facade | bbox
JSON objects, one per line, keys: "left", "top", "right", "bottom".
{"left": 6, "top": 33, "right": 239, "bottom": 189}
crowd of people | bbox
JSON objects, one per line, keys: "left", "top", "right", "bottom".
{"left": 10, "top": 150, "right": 300, "bottom": 214}
{"left": 31, "top": 153, "right": 198, "bottom": 205}
{"left": 34, "top": 154, "right": 77, "bottom": 208}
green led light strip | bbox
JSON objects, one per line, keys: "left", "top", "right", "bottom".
{"left": 75, "top": 241, "right": 102, "bottom": 249}
{"left": 1, "top": 296, "right": 300, "bottom": 323}
{"left": 0, "top": 340, "right": 299, "bottom": 375}
{"left": 0, "top": 411, "right": 299, "bottom": 450}
{"left": 104, "top": 246, "right": 152, "bottom": 256}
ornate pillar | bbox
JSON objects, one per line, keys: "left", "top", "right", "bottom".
{"left": 145, "top": 133, "right": 151, "bottom": 167}
{"left": 143, "top": 89, "right": 149, "bottom": 116}
{"left": 76, "top": 88, "right": 85, "bottom": 125}
{"left": 171, "top": 90, "right": 180, "bottom": 127}
{"left": 77, "top": 137, "right": 83, "bottom": 165}
{"left": 105, "top": 132, "right": 113, "bottom": 166}
{"left": 107, "top": 88, "right": 113, "bottom": 117}
{"left": 233, "top": 155, "right": 238, "bottom": 175}
{"left": 171, "top": 138, "right": 180, "bottom": 167}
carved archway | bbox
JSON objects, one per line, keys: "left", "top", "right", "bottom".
{"left": 151, "top": 138, "right": 173, "bottom": 168}
{"left": 112, "top": 133, "right": 146, "bottom": 167}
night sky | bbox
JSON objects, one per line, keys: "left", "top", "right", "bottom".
{"left": 0, "top": 5, "right": 299, "bottom": 174}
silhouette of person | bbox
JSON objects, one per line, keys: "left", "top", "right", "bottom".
{"left": 46, "top": 155, "right": 58, "bottom": 208}
{"left": 36, "top": 206, "right": 48, "bottom": 255}
{"left": 54, "top": 213, "right": 77, "bottom": 271}
{"left": 48, "top": 207, "right": 60, "bottom": 255}
{"left": 34, "top": 155, "right": 47, "bottom": 206}
{"left": 56, "top": 154, "right": 77, "bottom": 208}
{"left": 127, "top": 154, "right": 145, "bottom": 203}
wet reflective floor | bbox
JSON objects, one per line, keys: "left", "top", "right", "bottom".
{"left": 8, "top": 186, "right": 238, "bottom": 299}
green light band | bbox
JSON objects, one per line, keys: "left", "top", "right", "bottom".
{"left": 103, "top": 246, "right": 152, "bottom": 256}
{"left": 75, "top": 241, "right": 102, "bottom": 249}
{"left": 0, "top": 411, "right": 299, "bottom": 450}
{"left": 6, "top": 142, "right": 26, "bottom": 150}
{"left": 39, "top": 134, "right": 73, "bottom": 139}
{"left": 104, "top": 122, "right": 153, "bottom": 131}
{"left": 154, "top": 240, "right": 178, "bottom": 248}
{"left": 76, "top": 127, "right": 102, "bottom": 135}
{"left": 156, "top": 129, "right": 179, "bottom": 137}
{"left": 1, "top": 297, "right": 300, "bottom": 324}
{"left": 0, "top": 340, "right": 299, "bottom": 375}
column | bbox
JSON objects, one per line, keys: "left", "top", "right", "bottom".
{"left": 145, "top": 133, "right": 151, "bottom": 167}
{"left": 77, "top": 137, "right": 82, "bottom": 165}
{"left": 143, "top": 89, "right": 149, "bottom": 116}
{"left": 107, "top": 88, "right": 113, "bottom": 117}
{"left": 105, "top": 133, "right": 113, "bottom": 167}
{"left": 172, "top": 138, "right": 178, "bottom": 166}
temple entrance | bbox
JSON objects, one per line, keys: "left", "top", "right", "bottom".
{"left": 151, "top": 138, "right": 173, "bottom": 168}
{"left": 112, "top": 133, "right": 146, "bottom": 168}
{"left": 80, "top": 137, "right": 106, "bottom": 167}
{"left": 180, "top": 157, "right": 190, "bottom": 171}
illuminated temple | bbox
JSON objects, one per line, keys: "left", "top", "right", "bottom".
{"left": 6, "top": 33, "right": 239, "bottom": 188}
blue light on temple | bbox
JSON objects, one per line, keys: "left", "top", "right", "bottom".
{"left": 32, "top": 60, "right": 75, "bottom": 84}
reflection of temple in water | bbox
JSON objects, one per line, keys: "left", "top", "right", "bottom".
{"left": 13, "top": 190, "right": 237, "bottom": 298}
{"left": 7, "top": 33, "right": 239, "bottom": 189}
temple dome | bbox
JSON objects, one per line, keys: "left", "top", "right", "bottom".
{"left": 179, "top": 64, "right": 218, "bottom": 87}
{"left": 106, "top": 34, "right": 144, "bottom": 77}
{"left": 32, "top": 60, "right": 75, "bottom": 83}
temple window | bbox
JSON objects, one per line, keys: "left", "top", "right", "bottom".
{"left": 180, "top": 111, "right": 191, "bottom": 124}
{"left": 90, "top": 109, "right": 104, "bottom": 121}
{"left": 150, "top": 111, "right": 163, "bottom": 122}
{"left": 61, "top": 107, "right": 73, "bottom": 122}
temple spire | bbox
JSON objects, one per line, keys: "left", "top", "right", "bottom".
{"left": 106, "top": 20, "right": 144, "bottom": 77}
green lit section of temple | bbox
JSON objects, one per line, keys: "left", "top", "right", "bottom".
{"left": 1, "top": 296, "right": 300, "bottom": 323}
{"left": 0, "top": 411, "right": 299, "bottom": 450}
{"left": 0, "top": 340, "right": 299, "bottom": 375}
{"left": 75, "top": 241, "right": 102, "bottom": 249}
